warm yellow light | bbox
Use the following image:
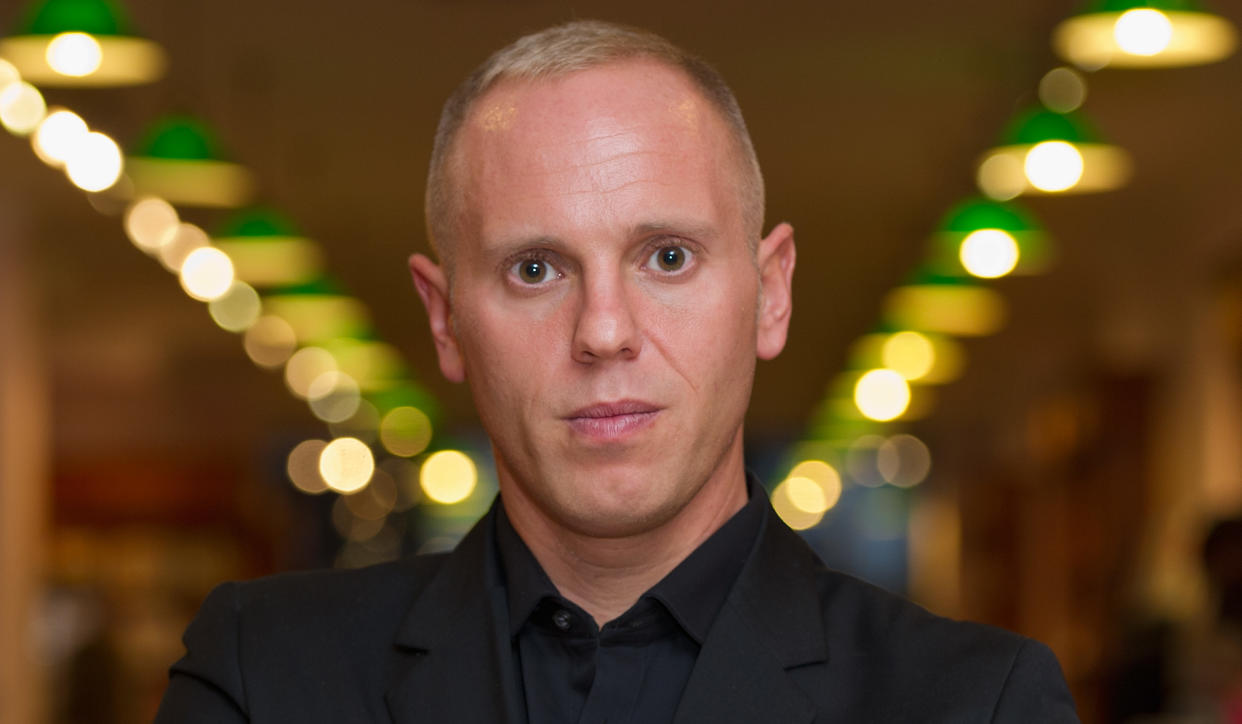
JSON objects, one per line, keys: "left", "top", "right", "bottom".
{"left": 123, "top": 197, "right": 179, "bottom": 253}
{"left": 854, "top": 369, "right": 911, "bottom": 422}
{"left": 319, "top": 437, "right": 375, "bottom": 493}
{"left": 0, "top": 58, "right": 18, "bottom": 91}
{"left": 785, "top": 476, "right": 829, "bottom": 514}
{"left": 284, "top": 346, "right": 337, "bottom": 399}
{"left": 959, "top": 229, "right": 1020, "bottom": 279}
{"left": 45, "top": 32, "right": 102, "bottom": 77}
{"left": 1114, "top": 9, "right": 1174, "bottom": 56}
{"left": 286, "top": 439, "right": 329, "bottom": 494}
{"left": 881, "top": 331, "right": 936, "bottom": 381}
{"left": 1038, "top": 67, "right": 1087, "bottom": 113}
{"left": 420, "top": 450, "right": 477, "bottom": 504}
{"left": 0, "top": 81, "right": 46, "bottom": 135}
{"left": 977, "top": 153, "right": 1024, "bottom": 201}
{"left": 790, "top": 460, "right": 841, "bottom": 491}
{"left": 771, "top": 479, "right": 825, "bottom": 530}
{"left": 243, "top": 315, "right": 298, "bottom": 368}
{"left": 379, "top": 406, "right": 433, "bottom": 457}
{"left": 1024, "top": 141, "right": 1083, "bottom": 192}
{"left": 877, "top": 434, "right": 932, "bottom": 488}
{"left": 158, "top": 223, "right": 210, "bottom": 272}
{"left": 31, "top": 109, "right": 87, "bottom": 166}
{"left": 208, "top": 281, "right": 261, "bottom": 332}
{"left": 885, "top": 284, "right": 1006, "bottom": 337}
{"left": 307, "top": 371, "right": 362, "bottom": 424}
{"left": 179, "top": 247, "right": 235, "bottom": 301}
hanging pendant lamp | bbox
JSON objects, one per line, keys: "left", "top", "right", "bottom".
{"left": 0, "top": 0, "right": 164, "bottom": 86}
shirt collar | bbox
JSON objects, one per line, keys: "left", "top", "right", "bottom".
{"left": 493, "top": 473, "right": 767, "bottom": 644}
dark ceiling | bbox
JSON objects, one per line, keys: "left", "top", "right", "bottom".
{"left": 5, "top": 0, "right": 1241, "bottom": 467}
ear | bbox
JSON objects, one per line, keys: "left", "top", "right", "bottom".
{"left": 408, "top": 253, "right": 465, "bottom": 383}
{"left": 755, "top": 222, "right": 796, "bottom": 361}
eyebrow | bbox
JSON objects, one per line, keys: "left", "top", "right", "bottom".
{"left": 480, "top": 218, "right": 721, "bottom": 261}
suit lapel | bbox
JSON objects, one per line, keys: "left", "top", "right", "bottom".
{"left": 384, "top": 506, "right": 524, "bottom": 724}
{"left": 674, "top": 507, "right": 828, "bottom": 724}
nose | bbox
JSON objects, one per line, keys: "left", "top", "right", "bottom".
{"left": 571, "top": 273, "right": 641, "bottom": 364}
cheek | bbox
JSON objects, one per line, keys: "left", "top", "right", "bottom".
{"left": 645, "top": 272, "right": 759, "bottom": 389}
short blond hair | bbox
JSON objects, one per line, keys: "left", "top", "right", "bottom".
{"left": 424, "top": 19, "right": 765, "bottom": 267}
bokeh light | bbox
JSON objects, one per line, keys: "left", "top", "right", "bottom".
{"left": 331, "top": 496, "right": 385, "bottom": 542}
{"left": 307, "top": 371, "right": 362, "bottom": 423}
{"left": 854, "top": 369, "right": 911, "bottom": 422}
{"left": 0, "top": 59, "right": 18, "bottom": 90}
{"left": 1114, "top": 8, "right": 1173, "bottom": 56}
{"left": 46, "top": 32, "right": 103, "bottom": 77}
{"left": 771, "top": 479, "right": 825, "bottom": 531}
{"left": 959, "top": 228, "right": 1020, "bottom": 279}
{"left": 847, "top": 435, "right": 887, "bottom": 488}
{"left": 123, "top": 197, "right": 179, "bottom": 253}
{"left": 420, "top": 450, "right": 477, "bottom": 504}
{"left": 344, "top": 469, "right": 397, "bottom": 520}
{"left": 286, "top": 439, "right": 329, "bottom": 494}
{"left": 207, "top": 280, "right": 261, "bottom": 332}
{"left": 284, "top": 346, "right": 337, "bottom": 399}
{"left": 881, "top": 331, "right": 935, "bottom": 381}
{"left": 877, "top": 434, "right": 932, "bottom": 488}
{"left": 885, "top": 283, "right": 1006, "bottom": 337}
{"left": 1024, "top": 141, "right": 1084, "bottom": 192}
{"left": 1038, "top": 67, "right": 1087, "bottom": 113}
{"left": 31, "top": 109, "right": 87, "bottom": 166}
{"left": 179, "top": 247, "right": 235, "bottom": 301}
{"left": 0, "top": 81, "right": 46, "bottom": 135}
{"left": 64, "top": 130, "right": 123, "bottom": 192}
{"left": 158, "top": 223, "right": 210, "bottom": 272}
{"left": 242, "top": 315, "right": 298, "bottom": 368}
{"left": 379, "top": 406, "right": 433, "bottom": 457}
{"left": 976, "top": 152, "right": 1025, "bottom": 201}
{"left": 319, "top": 437, "right": 375, "bottom": 494}
{"left": 328, "top": 399, "right": 380, "bottom": 444}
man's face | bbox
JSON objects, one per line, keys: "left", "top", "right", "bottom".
{"left": 413, "top": 60, "right": 794, "bottom": 538}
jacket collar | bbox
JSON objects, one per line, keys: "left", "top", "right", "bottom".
{"left": 385, "top": 497, "right": 829, "bottom": 724}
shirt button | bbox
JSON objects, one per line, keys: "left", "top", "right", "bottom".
{"left": 552, "top": 609, "right": 572, "bottom": 631}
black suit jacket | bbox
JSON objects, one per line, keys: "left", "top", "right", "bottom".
{"left": 155, "top": 502, "right": 1079, "bottom": 723}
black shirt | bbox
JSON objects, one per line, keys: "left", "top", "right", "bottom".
{"left": 494, "top": 477, "right": 766, "bottom": 724}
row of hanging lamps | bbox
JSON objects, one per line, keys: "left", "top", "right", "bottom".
{"left": 125, "top": 115, "right": 254, "bottom": 207}
{"left": 0, "top": 0, "right": 164, "bottom": 86}
{"left": 976, "top": 107, "right": 1131, "bottom": 199}
{"left": 1054, "top": 0, "right": 1236, "bottom": 69}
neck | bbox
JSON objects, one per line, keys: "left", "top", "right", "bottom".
{"left": 501, "top": 450, "right": 748, "bottom": 627}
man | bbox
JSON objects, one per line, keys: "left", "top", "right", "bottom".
{"left": 156, "top": 20, "right": 1079, "bottom": 723}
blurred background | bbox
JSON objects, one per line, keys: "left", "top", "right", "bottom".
{"left": 1, "top": 0, "right": 1241, "bottom": 721}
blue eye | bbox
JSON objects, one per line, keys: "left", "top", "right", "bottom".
{"left": 647, "top": 245, "right": 690, "bottom": 272}
{"left": 513, "top": 258, "right": 557, "bottom": 284}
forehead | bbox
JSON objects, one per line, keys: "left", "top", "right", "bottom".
{"left": 451, "top": 60, "right": 738, "bottom": 241}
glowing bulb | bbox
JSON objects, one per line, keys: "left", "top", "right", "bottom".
{"left": 123, "top": 197, "right": 179, "bottom": 253}
{"left": 208, "top": 281, "right": 261, "bottom": 332}
{"left": 881, "top": 331, "right": 936, "bottom": 381}
{"left": 785, "top": 476, "right": 829, "bottom": 514}
{"left": 959, "top": 229, "right": 1020, "bottom": 279}
{"left": 379, "top": 406, "right": 433, "bottom": 457}
{"left": 854, "top": 369, "right": 911, "bottom": 422}
{"left": 771, "top": 480, "right": 825, "bottom": 530}
{"left": 158, "top": 223, "right": 209, "bottom": 271}
{"left": 420, "top": 450, "right": 477, "bottom": 504}
{"left": 31, "top": 109, "right": 87, "bottom": 166}
{"left": 46, "top": 32, "right": 103, "bottom": 77}
{"left": 287, "top": 439, "right": 329, "bottom": 494}
{"left": 0, "top": 81, "right": 46, "bottom": 135}
{"left": 64, "top": 131, "right": 123, "bottom": 192}
{"left": 319, "top": 437, "right": 375, "bottom": 493}
{"left": 1114, "top": 9, "right": 1173, "bottom": 56}
{"left": 789, "top": 460, "right": 841, "bottom": 492}
{"left": 284, "top": 346, "right": 336, "bottom": 398}
{"left": 243, "top": 315, "right": 298, "bottom": 368}
{"left": 179, "top": 247, "right": 235, "bottom": 301}
{"left": 1024, "top": 141, "right": 1084, "bottom": 192}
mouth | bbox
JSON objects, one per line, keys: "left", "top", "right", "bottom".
{"left": 564, "top": 400, "right": 661, "bottom": 441}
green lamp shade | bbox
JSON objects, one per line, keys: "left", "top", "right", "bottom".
{"left": 977, "top": 108, "right": 1130, "bottom": 199}
{"left": 263, "top": 278, "right": 370, "bottom": 344}
{"left": 0, "top": 0, "right": 164, "bottom": 86}
{"left": 927, "top": 198, "right": 1053, "bottom": 278}
{"left": 1053, "top": 0, "right": 1236, "bottom": 68}
{"left": 882, "top": 270, "right": 1007, "bottom": 337}
{"left": 126, "top": 116, "right": 254, "bottom": 207}
{"left": 212, "top": 208, "right": 323, "bottom": 288}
